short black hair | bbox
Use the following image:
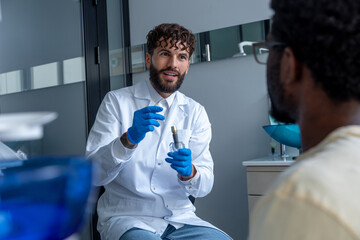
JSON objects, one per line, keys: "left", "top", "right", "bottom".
{"left": 146, "top": 23, "right": 196, "bottom": 57}
{"left": 271, "top": 0, "right": 360, "bottom": 102}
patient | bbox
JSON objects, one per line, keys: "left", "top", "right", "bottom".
{"left": 248, "top": 0, "right": 360, "bottom": 239}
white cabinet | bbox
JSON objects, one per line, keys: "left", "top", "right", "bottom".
{"left": 243, "top": 157, "right": 295, "bottom": 215}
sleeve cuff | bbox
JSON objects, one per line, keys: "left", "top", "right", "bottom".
{"left": 178, "top": 169, "right": 200, "bottom": 186}
{"left": 112, "top": 137, "right": 137, "bottom": 161}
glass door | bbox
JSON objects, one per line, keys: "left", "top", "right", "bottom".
{"left": 106, "top": 0, "right": 132, "bottom": 90}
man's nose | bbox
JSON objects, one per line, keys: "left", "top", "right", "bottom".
{"left": 167, "top": 55, "right": 179, "bottom": 68}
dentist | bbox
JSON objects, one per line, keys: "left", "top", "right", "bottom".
{"left": 86, "top": 23, "right": 231, "bottom": 240}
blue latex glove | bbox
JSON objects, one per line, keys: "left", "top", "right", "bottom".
{"left": 127, "top": 106, "right": 165, "bottom": 144}
{"left": 165, "top": 148, "right": 193, "bottom": 177}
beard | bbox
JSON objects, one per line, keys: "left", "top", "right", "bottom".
{"left": 149, "top": 63, "right": 185, "bottom": 94}
{"left": 268, "top": 91, "right": 296, "bottom": 124}
{"left": 267, "top": 51, "right": 296, "bottom": 124}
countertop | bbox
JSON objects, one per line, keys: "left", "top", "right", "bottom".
{"left": 242, "top": 156, "right": 296, "bottom": 166}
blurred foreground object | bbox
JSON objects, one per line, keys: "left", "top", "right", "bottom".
{"left": 0, "top": 157, "right": 95, "bottom": 240}
{"left": 0, "top": 112, "right": 57, "bottom": 142}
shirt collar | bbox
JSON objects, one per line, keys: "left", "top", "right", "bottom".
{"left": 297, "top": 125, "right": 360, "bottom": 161}
{"left": 146, "top": 79, "right": 177, "bottom": 108}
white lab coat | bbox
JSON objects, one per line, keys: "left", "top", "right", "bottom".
{"left": 86, "top": 80, "right": 216, "bottom": 239}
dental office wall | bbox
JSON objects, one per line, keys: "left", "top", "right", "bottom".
{"left": 130, "top": 1, "right": 272, "bottom": 239}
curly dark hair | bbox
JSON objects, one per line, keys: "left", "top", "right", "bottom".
{"left": 270, "top": 0, "right": 360, "bottom": 102}
{"left": 146, "top": 23, "right": 196, "bottom": 57}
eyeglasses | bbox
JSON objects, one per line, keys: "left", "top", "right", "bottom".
{"left": 252, "top": 41, "right": 286, "bottom": 64}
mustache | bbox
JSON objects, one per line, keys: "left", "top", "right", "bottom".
{"left": 160, "top": 67, "right": 180, "bottom": 76}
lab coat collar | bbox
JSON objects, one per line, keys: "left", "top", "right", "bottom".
{"left": 175, "top": 89, "right": 188, "bottom": 106}
{"left": 133, "top": 80, "right": 152, "bottom": 102}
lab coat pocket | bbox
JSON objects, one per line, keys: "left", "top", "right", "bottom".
{"left": 174, "top": 129, "right": 191, "bottom": 148}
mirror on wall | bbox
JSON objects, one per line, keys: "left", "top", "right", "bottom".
{"left": 0, "top": 17, "right": 270, "bottom": 96}
{"left": 109, "top": 19, "right": 271, "bottom": 76}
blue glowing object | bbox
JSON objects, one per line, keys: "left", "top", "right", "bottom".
{"left": 263, "top": 124, "right": 302, "bottom": 149}
{"left": 0, "top": 157, "right": 94, "bottom": 240}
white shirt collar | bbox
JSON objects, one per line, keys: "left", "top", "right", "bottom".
{"left": 146, "top": 79, "right": 176, "bottom": 108}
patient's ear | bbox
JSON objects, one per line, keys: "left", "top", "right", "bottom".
{"left": 280, "top": 47, "right": 303, "bottom": 84}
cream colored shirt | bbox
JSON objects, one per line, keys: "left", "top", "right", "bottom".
{"left": 248, "top": 125, "right": 360, "bottom": 240}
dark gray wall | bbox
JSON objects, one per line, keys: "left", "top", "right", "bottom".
{"left": 133, "top": 55, "right": 270, "bottom": 239}
{"left": 0, "top": 82, "right": 87, "bottom": 157}
{"left": 0, "top": 0, "right": 83, "bottom": 73}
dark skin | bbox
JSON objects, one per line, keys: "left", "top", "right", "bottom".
{"left": 278, "top": 47, "right": 360, "bottom": 151}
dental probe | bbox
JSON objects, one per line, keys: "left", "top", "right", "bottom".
{"left": 171, "top": 125, "right": 180, "bottom": 149}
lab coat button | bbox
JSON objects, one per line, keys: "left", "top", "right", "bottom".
{"left": 152, "top": 187, "right": 156, "bottom": 191}
{"left": 157, "top": 162, "right": 162, "bottom": 166}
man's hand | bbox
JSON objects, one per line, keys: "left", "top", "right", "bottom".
{"left": 127, "top": 106, "right": 165, "bottom": 144}
{"left": 166, "top": 148, "right": 194, "bottom": 178}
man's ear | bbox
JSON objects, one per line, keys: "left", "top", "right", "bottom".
{"left": 281, "top": 47, "right": 303, "bottom": 84}
{"left": 185, "top": 60, "right": 190, "bottom": 74}
{"left": 145, "top": 52, "right": 151, "bottom": 69}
